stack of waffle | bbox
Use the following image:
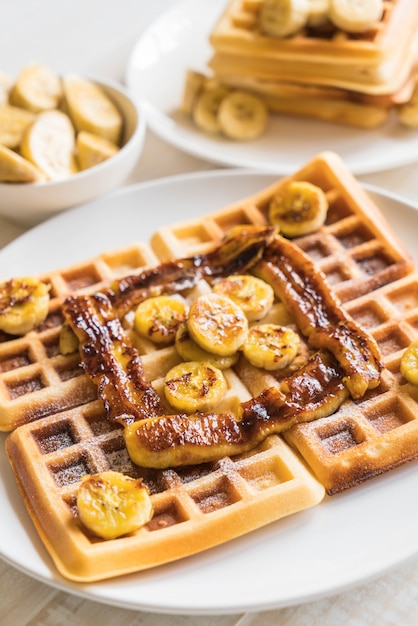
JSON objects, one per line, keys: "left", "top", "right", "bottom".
{"left": 4, "top": 152, "right": 418, "bottom": 582}
{"left": 205, "top": 0, "right": 418, "bottom": 126}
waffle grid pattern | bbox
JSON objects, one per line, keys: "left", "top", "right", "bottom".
{"left": 4, "top": 151, "right": 418, "bottom": 581}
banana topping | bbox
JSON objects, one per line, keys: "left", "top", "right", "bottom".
{"left": 400, "top": 340, "right": 418, "bottom": 385}
{"left": 268, "top": 181, "right": 329, "bottom": 237}
{"left": 187, "top": 293, "right": 249, "bottom": 357}
{"left": 134, "top": 295, "right": 188, "bottom": 346}
{"left": 175, "top": 322, "right": 239, "bottom": 370}
{"left": 260, "top": 0, "right": 311, "bottom": 37}
{"left": 329, "top": 0, "right": 384, "bottom": 33}
{"left": 192, "top": 85, "right": 231, "bottom": 134}
{"left": 0, "top": 277, "right": 50, "bottom": 335}
{"left": 164, "top": 360, "right": 228, "bottom": 413}
{"left": 77, "top": 471, "right": 153, "bottom": 540}
{"left": 242, "top": 323, "right": 300, "bottom": 371}
{"left": 213, "top": 274, "right": 274, "bottom": 322}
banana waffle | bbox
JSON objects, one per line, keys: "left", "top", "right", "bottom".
{"left": 0, "top": 241, "right": 160, "bottom": 431}
{"left": 208, "top": 0, "right": 418, "bottom": 95}
{"left": 4, "top": 150, "right": 418, "bottom": 582}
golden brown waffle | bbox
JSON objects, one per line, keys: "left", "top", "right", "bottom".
{"left": 284, "top": 272, "right": 418, "bottom": 494}
{"left": 209, "top": 0, "right": 418, "bottom": 95}
{"left": 5, "top": 279, "right": 325, "bottom": 582}
{"left": 0, "top": 241, "right": 160, "bottom": 432}
{"left": 151, "top": 151, "right": 414, "bottom": 303}
{"left": 3, "top": 150, "right": 418, "bottom": 582}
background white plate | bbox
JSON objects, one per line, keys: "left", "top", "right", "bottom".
{"left": 125, "top": 0, "right": 418, "bottom": 176}
{"left": 1, "top": 170, "right": 418, "bottom": 615}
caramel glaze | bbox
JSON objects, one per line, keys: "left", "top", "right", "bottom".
{"left": 254, "top": 236, "right": 383, "bottom": 399}
{"left": 108, "top": 225, "right": 278, "bottom": 317}
{"left": 124, "top": 352, "right": 348, "bottom": 469}
{"left": 62, "top": 227, "right": 383, "bottom": 469}
{"left": 63, "top": 293, "right": 164, "bottom": 422}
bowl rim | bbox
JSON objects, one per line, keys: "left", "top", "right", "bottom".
{"left": 0, "top": 74, "right": 146, "bottom": 190}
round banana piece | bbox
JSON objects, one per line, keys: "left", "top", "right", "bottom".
{"left": 0, "top": 144, "right": 45, "bottom": 183}
{"left": 175, "top": 322, "right": 239, "bottom": 369}
{"left": 188, "top": 293, "right": 249, "bottom": 357}
{"left": 20, "top": 109, "right": 77, "bottom": 180}
{"left": 77, "top": 471, "right": 153, "bottom": 540}
{"left": 268, "top": 180, "right": 328, "bottom": 237}
{"left": 0, "top": 105, "right": 35, "bottom": 149}
{"left": 212, "top": 274, "right": 274, "bottom": 322}
{"left": 181, "top": 69, "right": 207, "bottom": 116}
{"left": 242, "top": 323, "right": 300, "bottom": 371}
{"left": 192, "top": 85, "right": 230, "bottom": 134}
{"left": 164, "top": 360, "right": 227, "bottom": 413}
{"left": 9, "top": 62, "right": 62, "bottom": 113}
{"left": 217, "top": 91, "right": 268, "bottom": 141}
{"left": 134, "top": 295, "right": 188, "bottom": 346}
{"left": 0, "top": 277, "right": 50, "bottom": 335}
{"left": 329, "top": 0, "right": 383, "bottom": 33}
{"left": 76, "top": 130, "right": 119, "bottom": 170}
{"left": 62, "top": 75, "right": 123, "bottom": 144}
{"left": 260, "top": 0, "right": 310, "bottom": 37}
{"left": 400, "top": 339, "right": 418, "bottom": 385}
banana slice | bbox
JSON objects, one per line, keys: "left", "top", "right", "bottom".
{"left": 192, "top": 85, "right": 230, "bottom": 134}
{"left": 134, "top": 295, "right": 188, "bottom": 346}
{"left": 0, "top": 144, "right": 45, "bottom": 183}
{"left": 260, "top": 0, "right": 310, "bottom": 37}
{"left": 181, "top": 69, "right": 207, "bottom": 116}
{"left": 175, "top": 322, "right": 239, "bottom": 369}
{"left": 307, "top": 0, "right": 331, "bottom": 26}
{"left": 400, "top": 339, "right": 418, "bottom": 385}
{"left": 268, "top": 181, "right": 328, "bottom": 237}
{"left": 164, "top": 360, "right": 227, "bottom": 413}
{"left": 9, "top": 62, "right": 62, "bottom": 112}
{"left": 242, "top": 323, "right": 300, "bottom": 370}
{"left": 213, "top": 274, "right": 274, "bottom": 322}
{"left": 76, "top": 130, "right": 119, "bottom": 170}
{"left": 59, "top": 322, "right": 79, "bottom": 355}
{"left": 62, "top": 75, "right": 123, "bottom": 144}
{"left": 329, "top": 0, "right": 383, "bottom": 33}
{"left": 0, "top": 105, "right": 35, "bottom": 149}
{"left": 217, "top": 91, "right": 268, "bottom": 141}
{"left": 188, "top": 293, "right": 248, "bottom": 357}
{"left": 0, "top": 70, "right": 13, "bottom": 106}
{"left": 77, "top": 471, "right": 153, "bottom": 540}
{"left": 20, "top": 109, "right": 77, "bottom": 180}
{"left": 0, "top": 277, "right": 50, "bottom": 335}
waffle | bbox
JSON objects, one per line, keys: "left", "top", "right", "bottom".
{"left": 209, "top": 0, "right": 418, "bottom": 95}
{"left": 0, "top": 241, "right": 160, "bottom": 432}
{"left": 3, "top": 151, "right": 418, "bottom": 582}
{"left": 284, "top": 272, "right": 418, "bottom": 494}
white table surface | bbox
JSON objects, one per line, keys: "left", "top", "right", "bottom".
{"left": 1, "top": 2, "right": 418, "bottom": 624}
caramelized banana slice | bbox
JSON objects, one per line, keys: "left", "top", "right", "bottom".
{"left": 134, "top": 295, "right": 188, "bottom": 345}
{"left": 77, "top": 471, "right": 153, "bottom": 540}
{"left": 268, "top": 181, "right": 328, "bottom": 237}
{"left": 164, "top": 360, "right": 227, "bottom": 413}
{"left": 188, "top": 293, "right": 248, "bottom": 356}
{"left": 175, "top": 322, "right": 239, "bottom": 370}
{"left": 242, "top": 323, "right": 300, "bottom": 370}
{"left": 0, "top": 277, "right": 50, "bottom": 335}
{"left": 400, "top": 339, "right": 418, "bottom": 385}
{"left": 212, "top": 274, "right": 274, "bottom": 321}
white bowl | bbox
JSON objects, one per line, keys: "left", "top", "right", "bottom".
{"left": 0, "top": 76, "right": 146, "bottom": 226}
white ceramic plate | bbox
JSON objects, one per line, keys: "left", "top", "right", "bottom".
{"left": 126, "top": 0, "right": 418, "bottom": 176}
{"left": 1, "top": 170, "right": 418, "bottom": 616}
